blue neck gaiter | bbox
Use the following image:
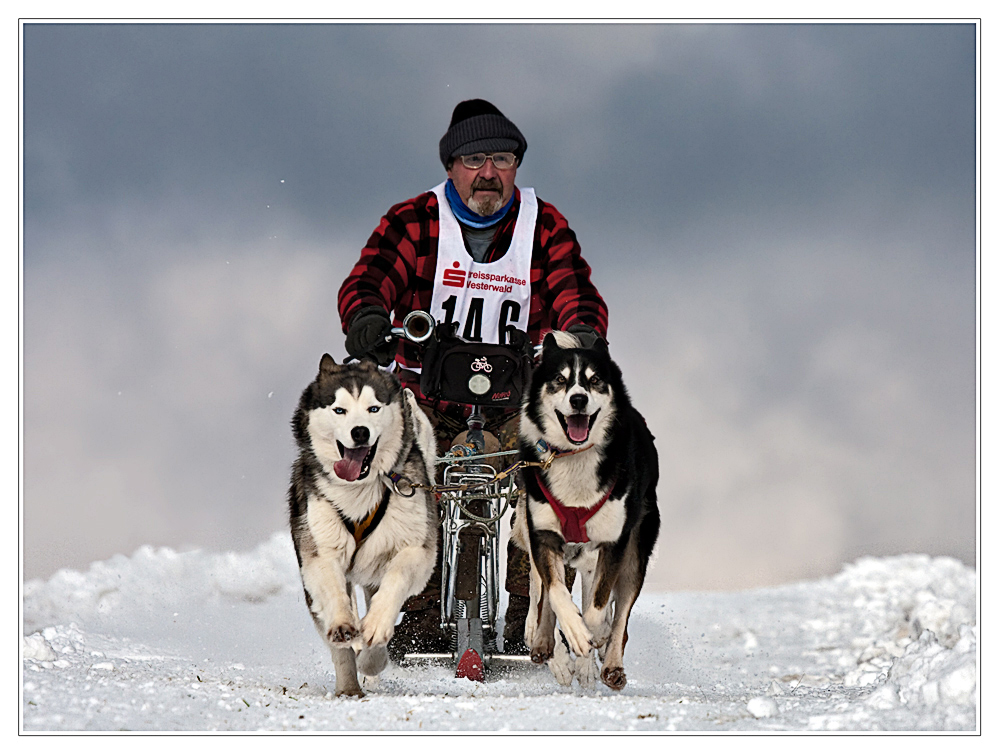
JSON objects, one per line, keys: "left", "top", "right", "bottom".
{"left": 444, "top": 179, "right": 515, "bottom": 229}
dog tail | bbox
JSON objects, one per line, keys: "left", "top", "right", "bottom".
{"left": 545, "top": 330, "right": 582, "bottom": 350}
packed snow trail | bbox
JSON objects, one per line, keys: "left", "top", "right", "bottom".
{"left": 21, "top": 533, "right": 977, "bottom": 731}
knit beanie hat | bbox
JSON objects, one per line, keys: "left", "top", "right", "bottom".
{"left": 439, "top": 99, "right": 527, "bottom": 168}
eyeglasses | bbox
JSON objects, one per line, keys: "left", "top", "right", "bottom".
{"left": 459, "top": 152, "right": 518, "bottom": 170}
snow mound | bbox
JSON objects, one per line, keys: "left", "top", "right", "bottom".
{"left": 835, "top": 554, "right": 975, "bottom": 647}
{"left": 831, "top": 556, "right": 976, "bottom": 697}
{"left": 804, "top": 555, "right": 977, "bottom": 730}
{"left": 23, "top": 532, "right": 300, "bottom": 634}
{"left": 21, "top": 634, "right": 57, "bottom": 662}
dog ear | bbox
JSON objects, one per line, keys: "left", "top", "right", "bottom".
{"left": 319, "top": 353, "right": 340, "bottom": 377}
{"left": 542, "top": 332, "right": 560, "bottom": 354}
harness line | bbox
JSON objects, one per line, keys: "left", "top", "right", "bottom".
{"left": 381, "top": 442, "right": 597, "bottom": 525}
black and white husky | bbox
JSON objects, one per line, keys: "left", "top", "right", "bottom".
{"left": 288, "top": 356, "right": 438, "bottom": 697}
{"left": 512, "top": 332, "right": 660, "bottom": 691}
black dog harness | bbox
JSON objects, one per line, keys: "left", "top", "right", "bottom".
{"left": 337, "top": 486, "right": 391, "bottom": 546}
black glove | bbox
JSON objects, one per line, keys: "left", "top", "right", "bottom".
{"left": 345, "top": 306, "right": 395, "bottom": 365}
{"left": 566, "top": 323, "right": 606, "bottom": 351}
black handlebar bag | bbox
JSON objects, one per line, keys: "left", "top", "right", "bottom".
{"left": 419, "top": 325, "right": 533, "bottom": 408}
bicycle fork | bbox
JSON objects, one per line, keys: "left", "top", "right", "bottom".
{"left": 440, "top": 405, "right": 501, "bottom": 680}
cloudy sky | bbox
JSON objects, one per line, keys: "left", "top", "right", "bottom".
{"left": 21, "top": 22, "right": 977, "bottom": 589}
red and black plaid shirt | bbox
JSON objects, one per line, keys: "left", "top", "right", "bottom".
{"left": 338, "top": 187, "right": 608, "bottom": 401}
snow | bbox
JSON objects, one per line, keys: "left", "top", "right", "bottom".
{"left": 21, "top": 532, "right": 978, "bottom": 732}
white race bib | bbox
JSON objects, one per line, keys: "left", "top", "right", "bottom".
{"left": 429, "top": 182, "right": 536, "bottom": 345}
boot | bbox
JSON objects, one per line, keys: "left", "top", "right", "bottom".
{"left": 502, "top": 594, "right": 531, "bottom": 654}
{"left": 387, "top": 604, "right": 450, "bottom": 663}
{"left": 387, "top": 529, "right": 450, "bottom": 663}
{"left": 502, "top": 539, "right": 532, "bottom": 654}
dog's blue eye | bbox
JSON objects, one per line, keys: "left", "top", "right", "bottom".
{"left": 368, "top": 406, "right": 380, "bottom": 413}
{"left": 333, "top": 407, "right": 346, "bottom": 415}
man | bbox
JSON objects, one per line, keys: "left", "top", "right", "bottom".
{"left": 337, "top": 99, "right": 608, "bottom": 659}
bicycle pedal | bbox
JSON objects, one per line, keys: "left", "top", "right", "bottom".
{"left": 455, "top": 648, "right": 485, "bottom": 682}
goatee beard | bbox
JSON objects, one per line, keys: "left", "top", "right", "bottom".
{"left": 467, "top": 177, "right": 506, "bottom": 216}
{"left": 468, "top": 193, "right": 505, "bottom": 216}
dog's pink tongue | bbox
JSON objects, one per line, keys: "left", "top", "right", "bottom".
{"left": 566, "top": 414, "right": 590, "bottom": 443}
{"left": 334, "top": 446, "right": 369, "bottom": 481}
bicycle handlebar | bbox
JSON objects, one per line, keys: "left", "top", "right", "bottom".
{"left": 347, "top": 309, "right": 542, "bottom": 365}
{"left": 386, "top": 310, "right": 435, "bottom": 344}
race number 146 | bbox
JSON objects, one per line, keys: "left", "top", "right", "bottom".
{"left": 439, "top": 295, "right": 522, "bottom": 345}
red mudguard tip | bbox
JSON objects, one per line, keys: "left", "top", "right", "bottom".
{"left": 456, "top": 648, "right": 485, "bottom": 681}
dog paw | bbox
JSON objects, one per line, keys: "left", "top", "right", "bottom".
{"left": 361, "top": 609, "right": 396, "bottom": 648}
{"left": 334, "top": 686, "right": 365, "bottom": 698}
{"left": 575, "top": 650, "right": 600, "bottom": 690}
{"left": 357, "top": 645, "right": 388, "bottom": 677}
{"left": 333, "top": 673, "right": 365, "bottom": 698}
{"left": 529, "top": 636, "right": 554, "bottom": 665}
{"left": 548, "top": 638, "right": 575, "bottom": 686}
{"left": 530, "top": 649, "right": 554, "bottom": 664}
{"left": 558, "top": 612, "right": 594, "bottom": 658}
{"left": 326, "top": 621, "right": 360, "bottom": 645}
{"left": 583, "top": 607, "right": 612, "bottom": 647}
{"left": 600, "top": 665, "right": 627, "bottom": 691}
{"left": 523, "top": 619, "right": 537, "bottom": 649}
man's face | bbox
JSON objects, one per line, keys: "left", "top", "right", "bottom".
{"left": 446, "top": 154, "right": 518, "bottom": 216}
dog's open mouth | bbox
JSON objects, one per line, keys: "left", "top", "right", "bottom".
{"left": 333, "top": 440, "right": 378, "bottom": 482}
{"left": 556, "top": 410, "right": 599, "bottom": 445}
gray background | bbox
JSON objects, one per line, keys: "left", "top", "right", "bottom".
{"left": 22, "top": 22, "right": 976, "bottom": 589}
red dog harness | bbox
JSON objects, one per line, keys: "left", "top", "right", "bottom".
{"left": 533, "top": 470, "right": 618, "bottom": 543}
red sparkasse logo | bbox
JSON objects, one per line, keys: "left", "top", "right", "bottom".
{"left": 443, "top": 261, "right": 465, "bottom": 287}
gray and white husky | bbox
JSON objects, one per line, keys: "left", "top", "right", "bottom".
{"left": 512, "top": 332, "right": 660, "bottom": 691}
{"left": 288, "top": 356, "right": 438, "bottom": 697}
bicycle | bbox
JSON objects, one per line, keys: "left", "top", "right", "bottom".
{"left": 365, "top": 311, "right": 534, "bottom": 680}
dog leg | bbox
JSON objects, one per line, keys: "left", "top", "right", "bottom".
{"left": 355, "top": 585, "right": 390, "bottom": 677}
{"left": 574, "top": 650, "right": 600, "bottom": 690}
{"left": 523, "top": 549, "right": 543, "bottom": 648}
{"left": 361, "top": 545, "right": 436, "bottom": 648}
{"left": 549, "top": 588, "right": 592, "bottom": 659}
{"left": 548, "top": 632, "right": 575, "bottom": 687}
{"left": 331, "top": 646, "right": 364, "bottom": 697}
{"left": 530, "top": 531, "right": 591, "bottom": 659}
{"left": 572, "top": 550, "right": 604, "bottom": 689}
{"left": 525, "top": 535, "right": 558, "bottom": 664}
{"left": 599, "top": 539, "right": 645, "bottom": 691}
{"left": 577, "top": 549, "right": 612, "bottom": 651}
{"left": 599, "top": 593, "right": 636, "bottom": 691}
{"left": 532, "top": 592, "right": 558, "bottom": 664}
{"left": 543, "top": 552, "right": 592, "bottom": 659}
{"left": 299, "top": 546, "right": 360, "bottom": 647}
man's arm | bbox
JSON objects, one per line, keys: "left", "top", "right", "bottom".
{"left": 337, "top": 195, "right": 433, "bottom": 333}
{"left": 533, "top": 200, "right": 609, "bottom": 338}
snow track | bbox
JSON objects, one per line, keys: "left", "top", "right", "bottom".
{"left": 21, "top": 533, "right": 977, "bottom": 731}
